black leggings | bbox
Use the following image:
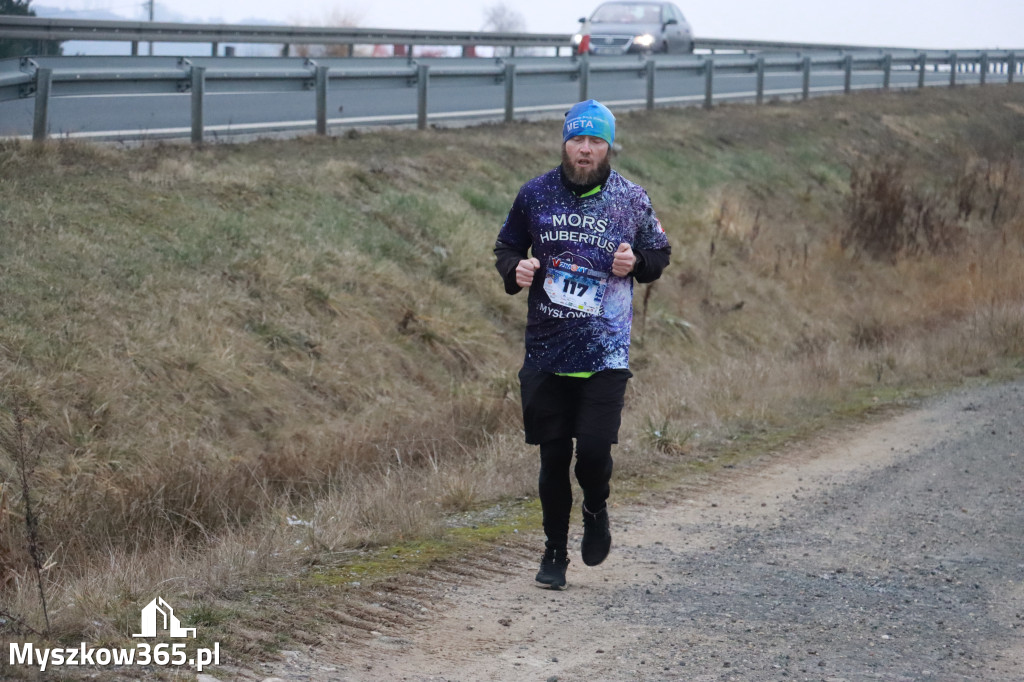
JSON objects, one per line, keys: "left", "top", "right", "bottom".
{"left": 539, "top": 435, "right": 613, "bottom": 550}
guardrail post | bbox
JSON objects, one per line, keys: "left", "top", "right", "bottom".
{"left": 645, "top": 60, "right": 656, "bottom": 111}
{"left": 578, "top": 55, "right": 590, "bottom": 101}
{"left": 949, "top": 52, "right": 958, "bottom": 87}
{"left": 843, "top": 54, "right": 853, "bottom": 94}
{"left": 315, "top": 65, "right": 329, "bottom": 135}
{"left": 979, "top": 53, "right": 988, "bottom": 85}
{"left": 1009, "top": 53, "right": 1016, "bottom": 84}
{"left": 131, "top": 41, "right": 139, "bottom": 56}
{"left": 703, "top": 57, "right": 714, "bottom": 109}
{"left": 882, "top": 53, "right": 892, "bottom": 90}
{"left": 417, "top": 63, "right": 429, "bottom": 130}
{"left": 755, "top": 56, "right": 765, "bottom": 105}
{"left": 504, "top": 62, "right": 516, "bottom": 123}
{"left": 917, "top": 53, "right": 927, "bottom": 88}
{"left": 191, "top": 65, "right": 205, "bottom": 145}
{"left": 32, "top": 67, "right": 52, "bottom": 143}
{"left": 801, "top": 56, "right": 811, "bottom": 100}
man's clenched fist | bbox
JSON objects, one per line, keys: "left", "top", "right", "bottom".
{"left": 516, "top": 257, "right": 542, "bottom": 288}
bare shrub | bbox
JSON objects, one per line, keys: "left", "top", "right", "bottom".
{"left": 851, "top": 317, "right": 897, "bottom": 349}
{"left": 481, "top": 2, "right": 526, "bottom": 32}
{"left": 842, "top": 158, "right": 963, "bottom": 260}
{"left": 0, "top": 402, "right": 51, "bottom": 635}
{"left": 843, "top": 159, "right": 908, "bottom": 258}
{"left": 955, "top": 154, "right": 1024, "bottom": 226}
{"left": 954, "top": 159, "right": 982, "bottom": 220}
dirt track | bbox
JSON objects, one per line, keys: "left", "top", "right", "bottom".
{"left": 246, "top": 378, "right": 1024, "bottom": 682}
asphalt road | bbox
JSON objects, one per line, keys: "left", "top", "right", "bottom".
{"left": 243, "top": 377, "right": 1024, "bottom": 681}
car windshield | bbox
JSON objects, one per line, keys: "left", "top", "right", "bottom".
{"left": 590, "top": 2, "right": 662, "bottom": 24}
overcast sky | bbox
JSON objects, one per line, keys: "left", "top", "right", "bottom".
{"left": 36, "top": 0, "right": 1024, "bottom": 50}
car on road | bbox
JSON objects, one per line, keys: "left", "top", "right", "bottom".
{"left": 573, "top": 1, "right": 694, "bottom": 55}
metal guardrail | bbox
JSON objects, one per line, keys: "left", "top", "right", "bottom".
{"left": 0, "top": 15, "right": 942, "bottom": 57}
{"left": 2, "top": 17, "right": 1021, "bottom": 144}
{"left": 0, "top": 15, "right": 572, "bottom": 56}
{"left": 4, "top": 48, "right": 1020, "bottom": 144}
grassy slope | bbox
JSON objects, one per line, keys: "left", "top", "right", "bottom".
{"left": 1, "top": 84, "right": 1023, "bottom": 656}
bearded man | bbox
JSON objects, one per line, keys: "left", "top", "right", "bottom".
{"left": 494, "top": 100, "right": 672, "bottom": 590}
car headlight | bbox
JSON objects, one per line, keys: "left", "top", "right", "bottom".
{"left": 572, "top": 33, "right": 583, "bottom": 46}
{"left": 633, "top": 33, "right": 655, "bottom": 47}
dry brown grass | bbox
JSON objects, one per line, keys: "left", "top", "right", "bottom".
{"left": 1, "top": 85, "right": 1023, "bottom": 652}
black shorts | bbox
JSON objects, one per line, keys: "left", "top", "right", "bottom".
{"left": 518, "top": 367, "right": 633, "bottom": 445}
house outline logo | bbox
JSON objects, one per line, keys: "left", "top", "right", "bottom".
{"left": 132, "top": 597, "right": 196, "bottom": 639}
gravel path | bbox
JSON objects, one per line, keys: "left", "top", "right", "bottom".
{"left": 249, "top": 378, "right": 1024, "bottom": 682}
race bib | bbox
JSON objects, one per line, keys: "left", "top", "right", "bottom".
{"left": 543, "top": 257, "right": 609, "bottom": 315}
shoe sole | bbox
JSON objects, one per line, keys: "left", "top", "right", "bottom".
{"left": 535, "top": 580, "right": 567, "bottom": 590}
{"left": 581, "top": 538, "right": 611, "bottom": 566}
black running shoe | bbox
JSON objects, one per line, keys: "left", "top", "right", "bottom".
{"left": 581, "top": 504, "right": 611, "bottom": 566}
{"left": 535, "top": 547, "right": 569, "bottom": 589}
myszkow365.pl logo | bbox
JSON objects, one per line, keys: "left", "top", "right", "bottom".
{"left": 8, "top": 596, "right": 221, "bottom": 673}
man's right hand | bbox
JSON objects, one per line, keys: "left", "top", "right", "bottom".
{"left": 515, "top": 258, "right": 542, "bottom": 288}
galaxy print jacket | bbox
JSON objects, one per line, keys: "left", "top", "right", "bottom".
{"left": 495, "top": 167, "right": 672, "bottom": 373}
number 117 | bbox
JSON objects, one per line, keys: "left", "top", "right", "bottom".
{"left": 562, "top": 279, "right": 589, "bottom": 297}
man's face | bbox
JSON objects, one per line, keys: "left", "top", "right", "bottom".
{"left": 562, "top": 135, "right": 611, "bottom": 186}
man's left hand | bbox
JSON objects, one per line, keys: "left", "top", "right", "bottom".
{"left": 611, "top": 243, "right": 635, "bottom": 277}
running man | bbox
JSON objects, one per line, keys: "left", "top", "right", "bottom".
{"left": 494, "top": 100, "right": 672, "bottom": 589}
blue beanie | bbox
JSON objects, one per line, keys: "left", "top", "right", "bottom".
{"left": 562, "top": 99, "right": 615, "bottom": 146}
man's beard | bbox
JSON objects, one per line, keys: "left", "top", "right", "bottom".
{"left": 561, "top": 148, "right": 612, "bottom": 187}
